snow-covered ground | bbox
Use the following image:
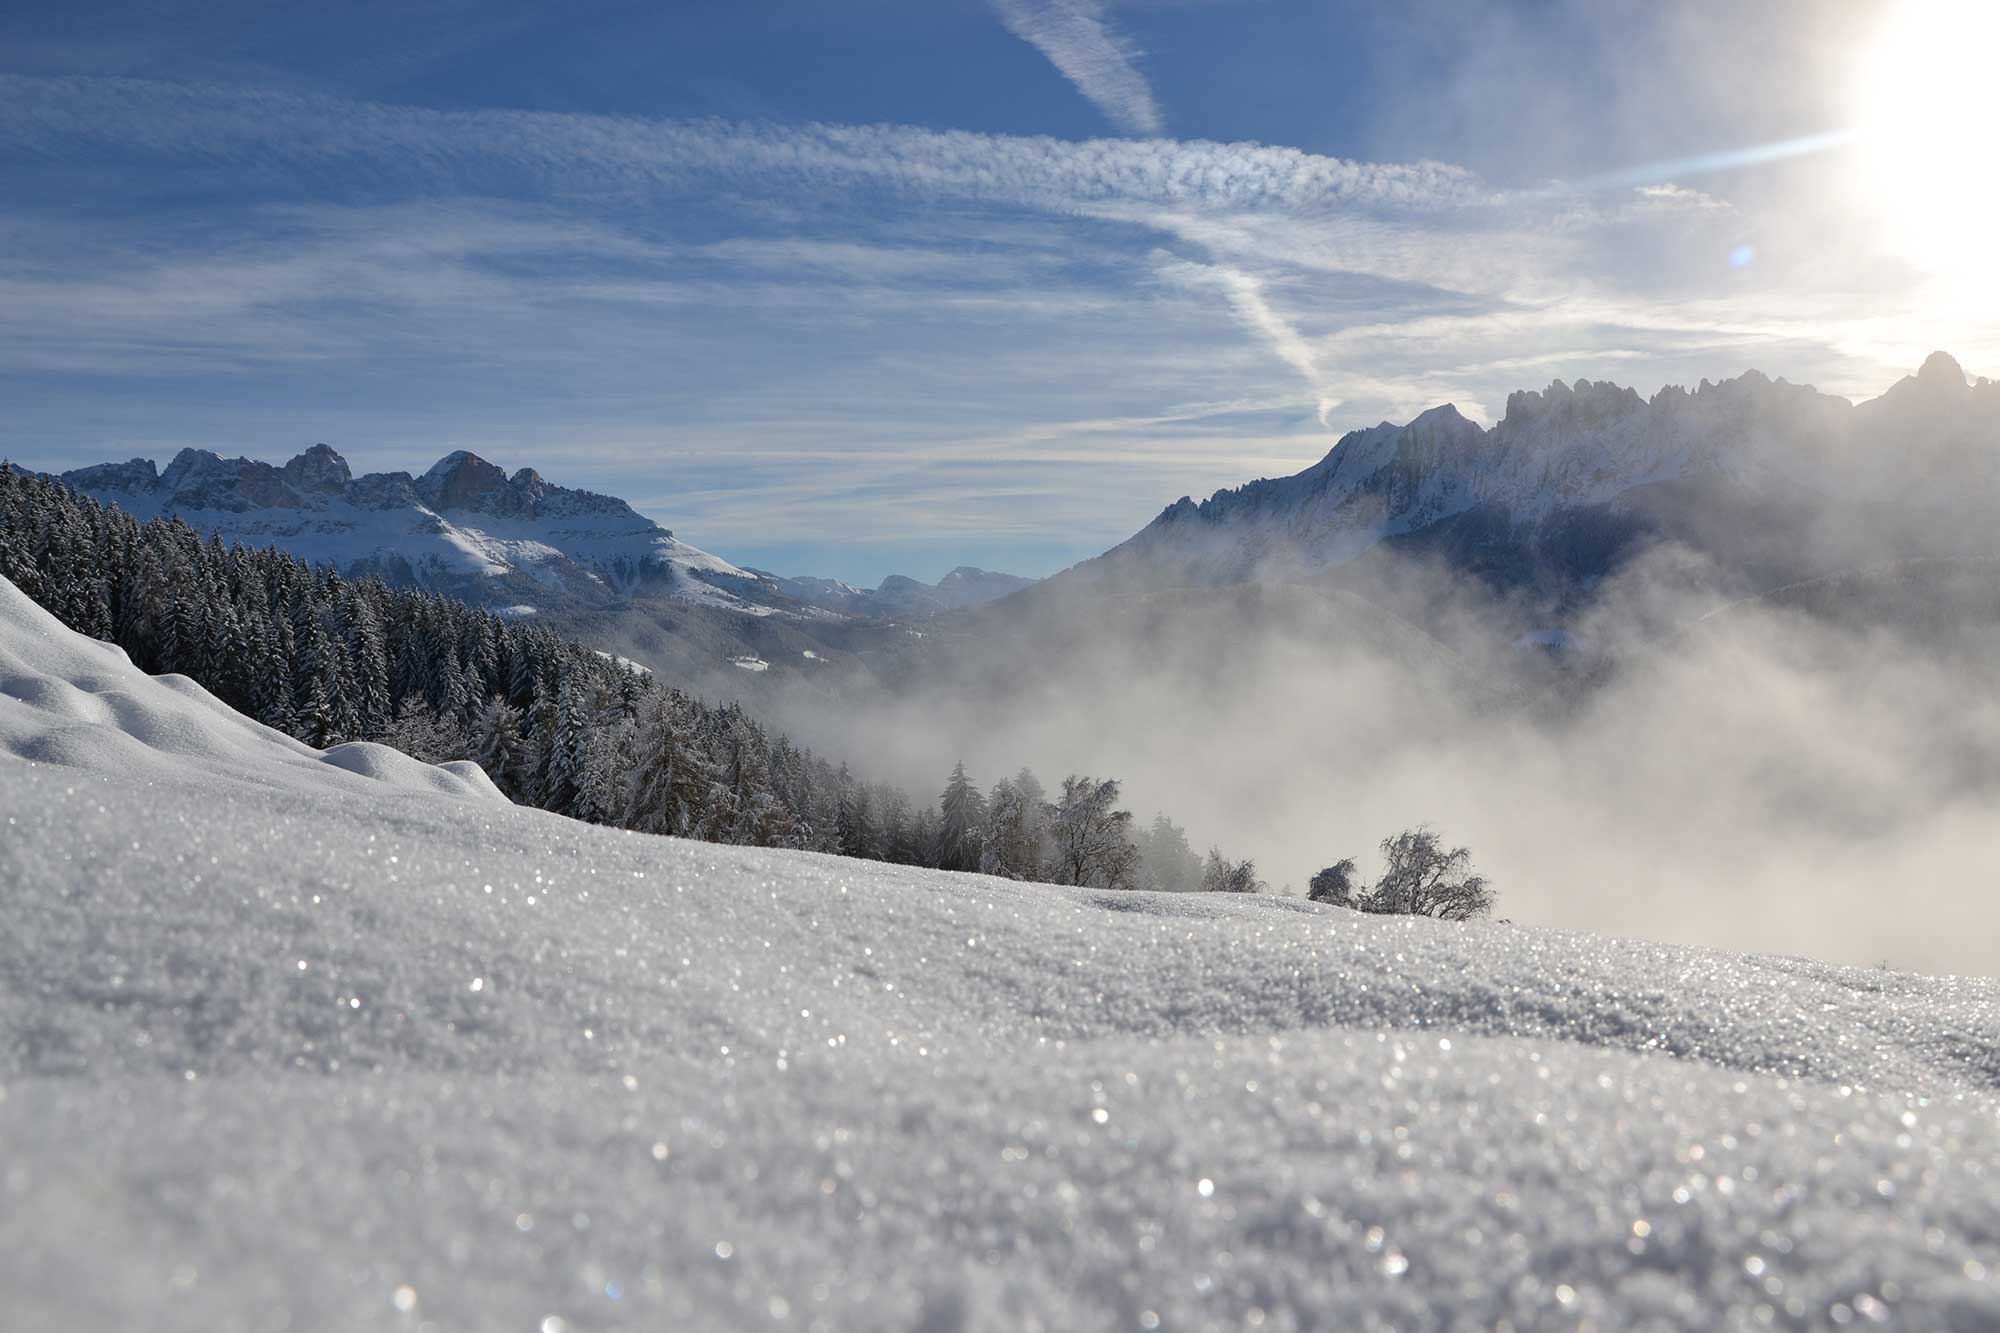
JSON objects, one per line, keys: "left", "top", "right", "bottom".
{"left": 2, "top": 575, "right": 1998, "bottom": 1331}
{"left": 593, "top": 650, "right": 653, "bottom": 676}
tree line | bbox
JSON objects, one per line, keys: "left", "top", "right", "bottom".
{"left": 0, "top": 464, "right": 1281, "bottom": 891}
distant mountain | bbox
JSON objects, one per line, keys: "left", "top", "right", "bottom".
{"left": 1068, "top": 353, "right": 2000, "bottom": 605}
{"left": 58, "top": 444, "right": 785, "bottom": 615}
{"left": 768, "top": 565, "right": 1036, "bottom": 617}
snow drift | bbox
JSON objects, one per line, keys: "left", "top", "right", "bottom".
{"left": 0, "top": 575, "right": 1996, "bottom": 1331}
{"left": 0, "top": 575, "right": 503, "bottom": 802}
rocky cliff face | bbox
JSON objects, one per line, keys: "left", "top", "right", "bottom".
{"left": 1074, "top": 354, "right": 1999, "bottom": 596}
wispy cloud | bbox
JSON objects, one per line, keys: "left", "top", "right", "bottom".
{"left": 0, "top": 75, "right": 1479, "bottom": 216}
{"left": 991, "top": 0, "right": 1165, "bottom": 137}
{"left": 1, "top": 74, "right": 1981, "bottom": 579}
{"left": 1157, "top": 258, "right": 1338, "bottom": 425}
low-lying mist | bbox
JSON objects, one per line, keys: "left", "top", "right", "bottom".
{"left": 759, "top": 545, "right": 2000, "bottom": 977}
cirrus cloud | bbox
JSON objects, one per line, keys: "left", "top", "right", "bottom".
{"left": 991, "top": 0, "right": 1166, "bottom": 137}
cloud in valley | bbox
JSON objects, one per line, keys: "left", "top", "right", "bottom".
{"left": 749, "top": 534, "right": 2000, "bottom": 977}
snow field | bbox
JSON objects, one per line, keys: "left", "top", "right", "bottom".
{"left": 1, "top": 578, "right": 1998, "bottom": 1330}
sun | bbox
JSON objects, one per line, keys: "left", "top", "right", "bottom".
{"left": 1854, "top": 0, "right": 2000, "bottom": 291}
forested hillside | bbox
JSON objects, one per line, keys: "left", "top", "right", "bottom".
{"left": 0, "top": 464, "right": 1244, "bottom": 888}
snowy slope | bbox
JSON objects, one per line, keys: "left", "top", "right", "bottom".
{"left": 59, "top": 444, "right": 782, "bottom": 616}
{"left": 1084, "top": 353, "right": 2000, "bottom": 588}
{"left": 0, "top": 575, "right": 504, "bottom": 802}
{"left": 2, "top": 574, "right": 1998, "bottom": 1331}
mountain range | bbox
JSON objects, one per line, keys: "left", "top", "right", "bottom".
{"left": 45, "top": 353, "right": 1998, "bottom": 682}
{"left": 59, "top": 444, "right": 775, "bottom": 613}
{"left": 768, "top": 567, "right": 1038, "bottom": 617}
{"left": 54, "top": 445, "right": 1034, "bottom": 624}
{"left": 1070, "top": 352, "right": 2000, "bottom": 610}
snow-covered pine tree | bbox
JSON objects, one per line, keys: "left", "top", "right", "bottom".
{"left": 249, "top": 615, "right": 296, "bottom": 735}
{"left": 936, "top": 761, "right": 987, "bottom": 872}
{"left": 294, "top": 611, "right": 347, "bottom": 747}
{"left": 390, "top": 598, "right": 431, "bottom": 710}
{"left": 344, "top": 588, "right": 392, "bottom": 738}
{"left": 878, "top": 788, "right": 912, "bottom": 864}
{"left": 473, "top": 695, "right": 535, "bottom": 799}
{"left": 625, "top": 689, "right": 712, "bottom": 837}
{"left": 1135, "top": 813, "right": 1201, "bottom": 892}
{"left": 573, "top": 716, "right": 631, "bottom": 826}
{"left": 980, "top": 768, "right": 1047, "bottom": 879}
{"left": 542, "top": 678, "right": 589, "bottom": 817}
{"left": 838, "top": 774, "right": 879, "bottom": 860}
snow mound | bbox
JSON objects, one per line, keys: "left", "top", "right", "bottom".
{"left": 1, "top": 576, "right": 1997, "bottom": 1331}
{"left": 0, "top": 578, "right": 504, "bottom": 804}
{"left": 320, "top": 741, "right": 506, "bottom": 799}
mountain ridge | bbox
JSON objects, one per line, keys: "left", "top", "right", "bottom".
{"left": 58, "top": 443, "right": 781, "bottom": 614}
{"left": 1068, "top": 353, "right": 1999, "bottom": 600}
{"left": 768, "top": 565, "right": 1037, "bottom": 617}
{"left": 56, "top": 444, "right": 1039, "bottom": 622}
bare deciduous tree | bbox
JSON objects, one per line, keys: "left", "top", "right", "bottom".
{"left": 1045, "top": 775, "right": 1139, "bottom": 889}
{"left": 1199, "top": 848, "right": 1264, "bottom": 894}
{"left": 1361, "top": 826, "right": 1494, "bottom": 921}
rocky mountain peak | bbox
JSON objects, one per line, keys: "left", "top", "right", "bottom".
{"left": 416, "top": 451, "right": 516, "bottom": 515}
{"left": 282, "top": 443, "right": 352, "bottom": 495}
{"left": 1502, "top": 378, "right": 1645, "bottom": 430}
{"left": 508, "top": 467, "right": 548, "bottom": 510}
{"left": 158, "top": 448, "right": 295, "bottom": 512}
{"left": 1918, "top": 350, "right": 1966, "bottom": 389}
{"left": 60, "top": 457, "right": 159, "bottom": 495}
{"left": 1082, "top": 353, "right": 1993, "bottom": 596}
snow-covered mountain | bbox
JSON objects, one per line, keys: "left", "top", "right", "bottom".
{"left": 769, "top": 564, "right": 1037, "bottom": 617}
{"left": 1077, "top": 353, "right": 2000, "bottom": 593}
{"left": 5, "top": 571, "right": 2000, "bottom": 1329}
{"left": 58, "top": 444, "right": 783, "bottom": 615}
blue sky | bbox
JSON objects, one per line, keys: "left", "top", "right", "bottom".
{"left": 1, "top": 0, "right": 1989, "bottom": 584}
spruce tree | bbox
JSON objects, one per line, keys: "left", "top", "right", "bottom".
{"left": 936, "top": 761, "right": 987, "bottom": 872}
{"left": 626, "top": 690, "right": 712, "bottom": 837}
{"left": 345, "top": 590, "right": 392, "bottom": 737}
{"left": 473, "top": 696, "right": 535, "bottom": 799}
{"left": 295, "top": 613, "right": 346, "bottom": 746}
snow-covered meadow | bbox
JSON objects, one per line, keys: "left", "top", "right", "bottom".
{"left": 2, "top": 576, "right": 1997, "bottom": 1331}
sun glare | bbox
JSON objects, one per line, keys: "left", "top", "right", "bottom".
{"left": 1856, "top": 0, "right": 2000, "bottom": 292}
